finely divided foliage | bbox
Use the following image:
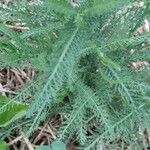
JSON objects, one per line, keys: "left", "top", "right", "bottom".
{"left": 0, "top": 0, "right": 150, "bottom": 149}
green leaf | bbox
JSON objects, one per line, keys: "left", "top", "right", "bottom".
{"left": 35, "top": 146, "right": 51, "bottom": 150}
{"left": 0, "top": 95, "right": 29, "bottom": 127}
{"left": 30, "top": 54, "right": 48, "bottom": 71}
{"left": 84, "top": 0, "right": 130, "bottom": 16}
{"left": 35, "top": 140, "right": 66, "bottom": 150}
{"left": 46, "top": 0, "right": 76, "bottom": 17}
{"left": 51, "top": 140, "right": 66, "bottom": 150}
{"left": 0, "top": 140, "right": 8, "bottom": 150}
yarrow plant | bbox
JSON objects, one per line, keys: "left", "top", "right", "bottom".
{"left": 0, "top": 0, "right": 150, "bottom": 149}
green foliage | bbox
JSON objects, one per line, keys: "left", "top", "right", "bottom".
{"left": 35, "top": 140, "right": 66, "bottom": 150}
{"left": 36, "top": 146, "right": 50, "bottom": 150}
{"left": 0, "top": 95, "right": 28, "bottom": 127}
{"left": 0, "top": 140, "right": 8, "bottom": 150}
{"left": 0, "top": 0, "right": 150, "bottom": 149}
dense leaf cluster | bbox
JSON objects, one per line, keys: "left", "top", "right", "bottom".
{"left": 0, "top": 0, "right": 150, "bottom": 149}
